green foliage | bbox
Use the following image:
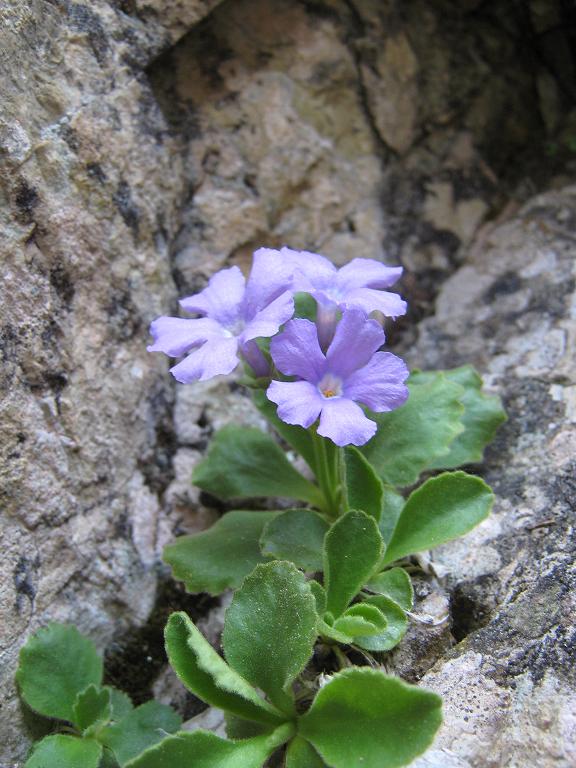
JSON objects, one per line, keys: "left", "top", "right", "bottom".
{"left": 383, "top": 471, "right": 494, "bottom": 565}
{"left": 365, "top": 567, "right": 414, "bottom": 611}
{"left": 286, "top": 737, "right": 327, "bottom": 767}
{"left": 26, "top": 735, "right": 102, "bottom": 768}
{"left": 378, "top": 486, "right": 405, "bottom": 545}
{"left": 299, "top": 668, "right": 442, "bottom": 768}
{"left": 355, "top": 595, "right": 408, "bottom": 652}
{"left": 424, "top": 366, "right": 507, "bottom": 469}
{"left": 260, "top": 509, "right": 328, "bottom": 571}
{"left": 361, "top": 372, "right": 465, "bottom": 487}
{"left": 73, "top": 684, "right": 112, "bottom": 734}
{"left": 192, "top": 425, "right": 323, "bottom": 506}
{"left": 17, "top": 623, "right": 103, "bottom": 722}
{"left": 165, "top": 612, "right": 283, "bottom": 725}
{"left": 163, "top": 510, "right": 279, "bottom": 595}
{"left": 323, "top": 511, "right": 383, "bottom": 618}
{"left": 17, "top": 624, "right": 181, "bottom": 768}
{"left": 343, "top": 446, "right": 383, "bottom": 521}
{"left": 100, "top": 701, "right": 183, "bottom": 766}
{"left": 222, "top": 561, "right": 318, "bottom": 714}
{"left": 124, "top": 726, "right": 295, "bottom": 768}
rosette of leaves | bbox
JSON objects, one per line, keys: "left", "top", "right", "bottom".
{"left": 16, "top": 624, "right": 181, "bottom": 768}
{"left": 126, "top": 561, "right": 442, "bottom": 768}
{"left": 163, "top": 367, "right": 502, "bottom": 611}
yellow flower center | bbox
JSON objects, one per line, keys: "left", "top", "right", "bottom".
{"left": 322, "top": 388, "right": 337, "bottom": 398}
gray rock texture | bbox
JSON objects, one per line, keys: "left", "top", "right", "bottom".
{"left": 1, "top": 0, "right": 575, "bottom": 764}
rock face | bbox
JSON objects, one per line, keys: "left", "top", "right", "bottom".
{"left": 1, "top": 0, "right": 574, "bottom": 763}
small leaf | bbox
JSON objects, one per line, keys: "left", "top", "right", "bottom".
{"left": 383, "top": 471, "right": 494, "bottom": 565}
{"left": 222, "top": 562, "right": 318, "bottom": 714}
{"left": 100, "top": 700, "right": 182, "bottom": 766}
{"left": 165, "top": 612, "right": 283, "bottom": 725}
{"left": 25, "top": 735, "right": 102, "bottom": 768}
{"left": 225, "top": 714, "right": 271, "bottom": 739}
{"left": 361, "top": 373, "right": 465, "bottom": 487}
{"left": 286, "top": 736, "right": 327, "bottom": 767}
{"left": 163, "top": 511, "right": 279, "bottom": 595}
{"left": 365, "top": 567, "right": 413, "bottom": 611}
{"left": 192, "top": 425, "right": 323, "bottom": 506}
{"left": 106, "top": 687, "right": 134, "bottom": 722}
{"left": 324, "top": 511, "right": 383, "bottom": 618}
{"left": 426, "top": 366, "right": 507, "bottom": 469}
{"left": 299, "top": 668, "right": 442, "bottom": 768}
{"left": 355, "top": 596, "right": 408, "bottom": 652}
{"left": 72, "top": 684, "right": 111, "bottom": 733}
{"left": 252, "top": 390, "right": 317, "bottom": 472}
{"left": 332, "top": 604, "right": 386, "bottom": 639}
{"left": 309, "top": 581, "right": 327, "bottom": 615}
{"left": 17, "top": 623, "right": 103, "bottom": 722}
{"left": 260, "top": 509, "right": 329, "bottom": 572}
{"left": 124, "top": 725, "right": 294, "bottom": 768}
{"left": 379, "top": 486, "right": 405, "bottom": 546}
{"left": 344, "top": 447, "right": 383, "bottom": 521}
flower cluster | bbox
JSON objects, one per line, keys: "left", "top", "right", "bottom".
{"left": 148, "top": 247, "right": 409, "bottom": 446}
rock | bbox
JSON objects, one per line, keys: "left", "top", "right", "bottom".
{"left": 408, "top": 187, "right": 576, "bottom": 767}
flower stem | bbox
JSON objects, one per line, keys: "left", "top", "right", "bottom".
{"left": 311, "top": 431, "right": 343, "bottom": 518}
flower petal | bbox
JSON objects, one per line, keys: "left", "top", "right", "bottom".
{"left": 170, "top": 337, "right": 240, "bottom": 382}
{"left": 343, "top": 352, "right": 409, "bottom": 411}
{"left": 317, "top": 397, "right": 377, "bottom": 447}
{"left": 270, "top": 318, "right": 326, "bottom": 383}
{"left": 241, "top": 291, "right": 294, "bottom": 342}
{"left": 147, "top": 316, "right": 225, "bottom": 357}
{"left": 337, "top": 258, "right": 403, "bottom": 291}
{"left": 343, "top": 287, "right": 407, "bottom": 318}
{"left": 243, "top": 248, "right": 295, "bottom": 318}
{"left": 267, "top": 380, "right": 323, "bottom": 428}
{"left": 282, "top": 247, "right": 336, "bottom": 292}
{"left": 180, "top": 266, "right": 246, "bottom": 326}
{"left": 326, "top": 310, "right": 385, "bottom": 378}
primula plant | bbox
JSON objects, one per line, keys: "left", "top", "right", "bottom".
{"left": 17, "top": 247, "right": 505, "bottom": 768}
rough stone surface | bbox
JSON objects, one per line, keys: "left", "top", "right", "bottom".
{"left": 408, "top": 188, "right": 576, "bottom": 768}
{"left": 1, "top": 0, "right": 575, "bottom": 764}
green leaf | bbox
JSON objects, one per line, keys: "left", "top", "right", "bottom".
{"left": 72, "top": 684, "right": 111, "bottom": 733}
{"left": 260, "top": 509, "right": 329, "bottom": 572}
{"left": 383, "top": 471, "right": 494, "bottom": 565}
{"left": 163, "top": 511, "right": 279, "bottom": 595}
{"left": 332, "top": 604, "right": 387, "bottom": 639}
{"left": 355, "top": 596, "right": 408, "bottom": 652}
{"left": 324, "top": 511, "right": 383, "bottom": 618}
{"left": 426, "top": 366, "right": 507, "bottom": 469}
{"left": 17, "top": 623, "right": 103, "bottom": 722}
{"left": 222, "top": 561, "right": 318, "bottom": 714}
{"left": 365, "top": 568, "right": 414, "bottom": 611}
{"left": 344, "top": 447, "right": 383, "bottom": 521}
{"left": 361, "top": 373, "right": 465, "bottom": 487}
{"left": 192, "top": 426, "right": 323, "bottom": 506}
{"left": 309, "top": 581, "right": 327, "bottom": 615}
{"left": 299, "top": 668, "right": 442, "bottom": 768}
{"left": 286, "top": 736, "right": 327, "bottom": 767}
{"left": 252, "top": 390, "right": 317, "bottom": 472}
{"left": 124, "top": 725, "right": 294, "bottom": 768}
{"left": 100, "top": 701, "right": 182, "bottom": 766}
{"left": 225, "top": 714, "right": 271, "bottom": 739}
{"left": 106, "top": 687, "right": 134, "bottom": 722}
{"left": 379, "top": 486, "right": 405, "bottom": 546}
{"left": 165, "top": 612, "right": 283, "bottom": 725}
{"left": 25, "top": 735, "right": 102, "bottom": 768}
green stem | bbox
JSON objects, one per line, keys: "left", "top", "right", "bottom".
{"left": 311, "top": 432, "right": 343, "bottom": 518}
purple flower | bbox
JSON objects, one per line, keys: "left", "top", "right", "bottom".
{"left": 267, "top": 309, "right": 409, "bottom": 446}
{"left": 148, "top": 249, "right": 294, "bottom": 382}
{"left": 282, "top": 247, "right": 407, "bottom": 316}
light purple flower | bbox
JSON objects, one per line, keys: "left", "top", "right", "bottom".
{"left": 267, "top": 309, "right": 409, "bottom": 446}
{"left": 281, "top": 246, "right": 407, "bottom": 317}
{"left": 148, "top": 249, "right": 294, "bottom": 382}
